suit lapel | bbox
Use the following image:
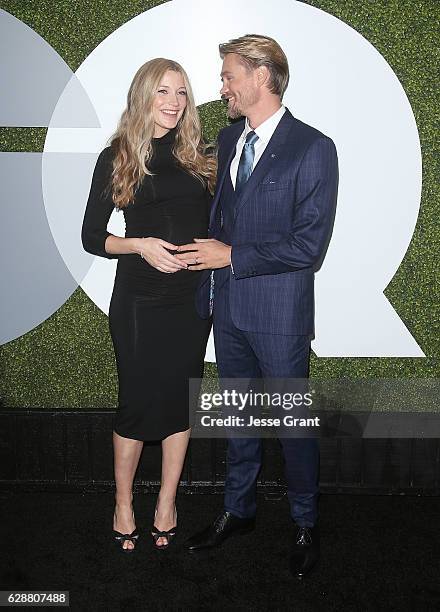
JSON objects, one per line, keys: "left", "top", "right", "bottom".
{"left": 209, "top": 122, "right": 243, "bottom": 228}
{"left": 234, "top": 110, "right": 295, "bottom": 218}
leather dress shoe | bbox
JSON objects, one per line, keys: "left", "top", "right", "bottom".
{"left": 185, "top": 510, "right": 255, "bottom": 552}
{"left": 289, "top": 524, "right": 320, "bottom": 579}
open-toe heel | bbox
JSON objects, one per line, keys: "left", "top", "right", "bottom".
{"left": 113, "top": 528, "right": 139, "bottom": 553}
{"left": 151, "top": 507, "right": 177, "bottom": 550}
{"left": 113, "top": 507, "right": 139, "bottom": 553}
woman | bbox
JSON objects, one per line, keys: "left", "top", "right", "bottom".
{"left": 82, "top": 58, "right": 215, "bottom": 551}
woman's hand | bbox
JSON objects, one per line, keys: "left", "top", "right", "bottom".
{"left": 137, "top": 237, "right": 188, "bottom": 273}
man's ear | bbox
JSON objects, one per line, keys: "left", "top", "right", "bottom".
{"left": 256, "top": 65, "right": 270, "bottom": 88}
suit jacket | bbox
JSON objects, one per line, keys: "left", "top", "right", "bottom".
{"left": 196, "top": 108, "right": 338, "bottom": 336}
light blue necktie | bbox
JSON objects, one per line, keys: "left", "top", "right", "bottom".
{"left": 235, "top": 130, "right": 259, "bottom": 195}
{"left": 209, "top": 131, "right": 259, "bottom": 316}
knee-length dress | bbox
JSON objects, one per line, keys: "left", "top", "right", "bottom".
{"left": 82, "top": 128, "right": 211, "bottom": 440}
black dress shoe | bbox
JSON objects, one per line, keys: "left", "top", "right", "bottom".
{"left": 185, "top": 511, "right": 255, "bottom": 552}
{"left": 289, "top": 524, "right": 320, "bottom": 579}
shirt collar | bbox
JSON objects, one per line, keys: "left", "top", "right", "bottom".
{"left": 243, "top": 105, "right": 286, "bottom": 144}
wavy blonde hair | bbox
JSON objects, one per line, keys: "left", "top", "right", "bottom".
{"left": 109, "top": 58, "right": 216, "bottom": 208}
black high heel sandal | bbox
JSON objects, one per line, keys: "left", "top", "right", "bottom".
{"left": 113, "top": 508, "right": 139, "bottom": 553}
{"left": 151, "top": 508, "right": 177, "bottom": 550}
{"left": 113, "top": 528, "right": 139, "bottom": 553}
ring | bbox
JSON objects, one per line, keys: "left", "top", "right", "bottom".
{"left": 195, "top": 257, "right": 198, "bottom": 265}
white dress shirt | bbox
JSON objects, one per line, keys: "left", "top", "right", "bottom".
{"left": 230, "top": 105, "right": 286, "bottom": 188}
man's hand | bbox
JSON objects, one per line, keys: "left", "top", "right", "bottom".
{"left": 175, "top": 239, "right": 232, "bottom": 270}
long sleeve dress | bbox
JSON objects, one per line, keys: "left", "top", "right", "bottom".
{"left": 82, "top": 128, "right": 212, "bottom": 440}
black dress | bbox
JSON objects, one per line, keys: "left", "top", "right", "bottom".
{"left": 82, "top": 128, "right": 211, "bottom": 440}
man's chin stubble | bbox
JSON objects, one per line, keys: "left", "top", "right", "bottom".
{"left": 227, "top": 106, "right": 242, "bottom": 119}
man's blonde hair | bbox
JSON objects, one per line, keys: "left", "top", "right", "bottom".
{"left": 219, "top": 34, "right": 289, "bottom": 98}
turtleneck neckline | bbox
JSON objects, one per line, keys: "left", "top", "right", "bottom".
{"left": 153, "top": 127, "right": 177, "bottom": 144}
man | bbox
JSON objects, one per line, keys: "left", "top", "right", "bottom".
{"left": 176, "top": 34, "right": 338, "bottom": 579}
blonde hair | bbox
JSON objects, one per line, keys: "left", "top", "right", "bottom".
{"left": 109, "top": 58, "right": 216, "bottom": 208}
{"left": 219, "top": 34, "right": 289, "bottom": 98}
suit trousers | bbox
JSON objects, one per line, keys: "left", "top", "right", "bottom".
{"left": 213, "top": 270, "right": 319, "bottom": 528}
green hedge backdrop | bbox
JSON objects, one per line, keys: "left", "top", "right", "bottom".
{"left": 0, "top": 0, "right": 438, "bottom": 409}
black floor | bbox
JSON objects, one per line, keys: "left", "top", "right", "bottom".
{"left": 1, "top": 491, "right": 439, "bottom": 611}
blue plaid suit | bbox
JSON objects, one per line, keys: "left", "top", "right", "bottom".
{"left": 196, "top": 109, "right": 338, "bottom": 526}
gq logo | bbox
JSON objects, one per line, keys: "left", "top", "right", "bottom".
{"left": 0, "top": 0, "right": 424, "bottom": 358}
